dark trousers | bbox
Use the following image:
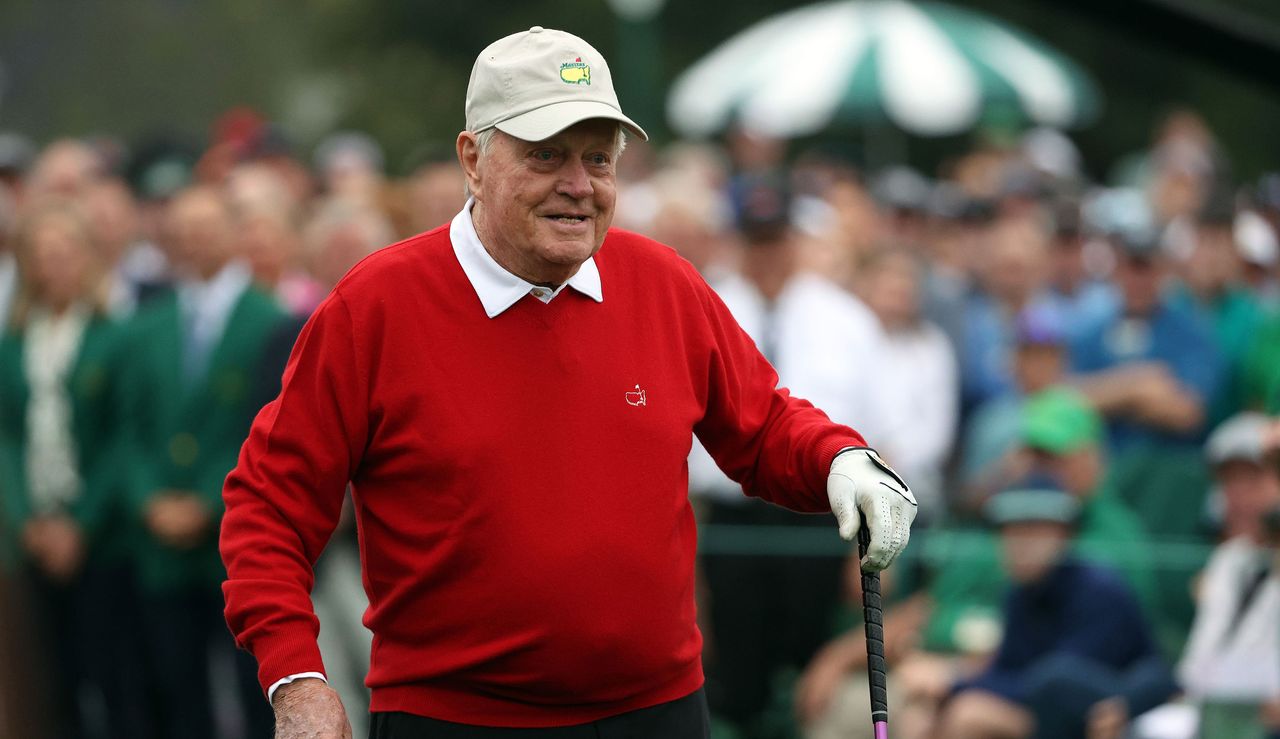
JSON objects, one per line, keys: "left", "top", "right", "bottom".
{"left": 24, "top": 560, "right": 156, "bottom": 739}
{"left": 369, "top": 688, "right": 709, "bottom": 738}
{"left": 699, "top": 501, "right": 842, "bottom": 726}
{"left": 141, "top": 584, "right": 273, "bottom": 739}
{"left": 1019, "top": 653, "right": 1177, "bottom": 739}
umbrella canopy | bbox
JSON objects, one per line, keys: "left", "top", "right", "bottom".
{"left": 667, "top": 0, "right": 1101, "bottom": 138}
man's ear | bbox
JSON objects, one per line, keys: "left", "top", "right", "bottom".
{"left": 456, "top": 131, "right": 483, "bottom": 200}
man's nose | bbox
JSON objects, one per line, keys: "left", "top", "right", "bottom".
{"left": 556, "top": 160, "right": 593, "bottom": 200}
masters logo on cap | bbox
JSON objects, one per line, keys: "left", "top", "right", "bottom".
{"left": 560, "top": 58, "right": 591, "bottom": 85}
{"left": 464, "top": 26, "right": 647, "bottom": 142}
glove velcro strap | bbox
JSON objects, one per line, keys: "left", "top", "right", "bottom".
{"left": 833, "top": 446, "right": 915, "bottom": 506}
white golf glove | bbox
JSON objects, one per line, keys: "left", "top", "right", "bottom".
{"left": 827, "top": 447, "right": 917, "bottom": 571}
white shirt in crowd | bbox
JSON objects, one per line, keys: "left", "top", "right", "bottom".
{"left": 176, "top": 259, "right": 253, "bottom": 380}
{"left": 865, "top": 322, "right": 957, "bottom": 515}
{"left": 1177, "top": 537, "right": 1280, "bottom": 702}
{"left": 23, "top": 303, "right": 90, "bottom": 515}
{"left": 687, "top": 270, "right": 889, "bottom": 505}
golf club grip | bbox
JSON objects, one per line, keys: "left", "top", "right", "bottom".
{"left": 858, "top": 518, "right": 890, "bottom": 731}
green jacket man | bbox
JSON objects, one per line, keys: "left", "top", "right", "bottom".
{"left": 123, "top": 270, "right": 285, "bottom": 593}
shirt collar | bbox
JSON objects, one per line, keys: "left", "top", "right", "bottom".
{"left": 450, "top": 198, "right": 603, "bottom": 319}
{"left": 177, "top": 259, "right": 252, "bottom": 316}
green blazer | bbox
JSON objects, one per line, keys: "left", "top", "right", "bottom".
{"left": 123, "top": 285, "right": 285, "bottom": 593}
{"left": 0, "top": 314, "right": 132, "bottom": 565}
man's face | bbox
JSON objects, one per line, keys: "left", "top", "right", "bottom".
{"left": 168, "top": 189, "right": 235, "bottom": 279}
{"left": 859, "top": 253, "right": 920, "bottom": 328}
{"left": 981, "top": 222, "right": 1047, "bottom": 306}
{"left": 1185, "top": 224, "right": 1239, "bottom": 296}
{"left": 1001, "top": 521, "right": 1072, "bottom": 584}
{"left": 1013, "top": 344, "right": 1065, "bottom": 393}
{"left": 26, "top": 215, "right": 93, "bottom": 309}
{"left": 463, "top": 119, "right": 618, "bottom": 283}
{"left": 1030, "top": 447, "right": 1101, "bottom": 497}
{"left": 1116, "top": 254, "right": 1164, "bottom": 315}
{"left": 1218, "top": 459, "right": 1280, "bottom": 541}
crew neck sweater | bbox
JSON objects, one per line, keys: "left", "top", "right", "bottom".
{"left": 220, "top": 223, "right": 865, "bottom": 727}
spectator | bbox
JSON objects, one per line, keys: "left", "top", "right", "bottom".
{"left": 313, "top": 131, "right": 386, "bottom": 210}
{"left": 301, "top": 200, "right": 395, "bottom": 300}
{"left": 936, "top": 477, "right": 1177, "bottom": 739}
{"left": 1168, "top": 193, "right": 1265, "bottom": 424}
{"left": 874, "top": 170, "right": 973, "bottom": 363}
{"left": 1238, "top": 222, "right": 1280, "bottom": 410}
{"left": 226, "top": 163, "right": 316, "bottom": 316}
{"left": 872, "top": 166, "right": 932, "bottom": 252}
{"left": 25, "top": 140, "right": 101, "bottom": 200}
{"left": 1243, "top": 326, "right": 1280, "bottom": 420}
{"left": 690, "top": 176, "right": 888, "bottom": 736}
{"left": 961, "top": 215, "right": 1055, "bottom": 411}
{"left": 1177, "top": 413, "right": 1280, "bottom": 738}
{"left": 82, "top": 177, "right": 147, "bottom": 317}
{"left": 962, "top": 305, "right": 1070, "bottom": 507}
{"left": 0, "top": 179, "right": 19, "bottom": 330}
{"left": 1234, "top": 208, "right": 1279, "bottom": 310}
{"left": 647, "top": 174, "right": 733, "bottom": 281}
{"left": 401, "top": 158, "right": 466, "bottom": 238}
{"left": 0, "top": 199, "right": 150, "bottom": 738}
{"left": 123, "top": 185, "right": 286, "bottom": 739}
{"left": 1042, "top": 201, "right": 1117, "bottom": 341}
{"left": 917, "top": 186, "right": 989, "bottom": 360}
{"left": 1071, "top": 226, "right": 1222, "bottom": 543}
{"left": 854, "top": 246, "right": 958, "bottom": 517}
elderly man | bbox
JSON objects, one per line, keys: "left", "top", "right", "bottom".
{"left": 220, "top": 27, "right": 916, "bottom": 739}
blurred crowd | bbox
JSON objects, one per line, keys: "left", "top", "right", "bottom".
{"left": 1, "top": 106, "right": 1279, "bottom": 739}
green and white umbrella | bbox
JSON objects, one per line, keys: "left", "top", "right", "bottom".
{"left": 667, "top": 0, "right": 1101, "bottom": 138}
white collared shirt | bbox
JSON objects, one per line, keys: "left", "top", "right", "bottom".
{"left": 450, "top": 197, "right": 602, "bottom": 318}
{"left": 177, "top": 258, "right": 253, "bottom": 353}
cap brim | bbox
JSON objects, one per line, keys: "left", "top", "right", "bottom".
{"left": 985, "top": 490, "right": 1080, "bottom": 526}
{"left": 495, "top": 100, "right": 648, "bottom": 142}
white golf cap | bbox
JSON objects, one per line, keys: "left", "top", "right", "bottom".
{"left": 465, "top": 26, "right": 648, "bottom": 143}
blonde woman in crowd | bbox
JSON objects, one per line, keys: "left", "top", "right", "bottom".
{"left": 0, "top": 199, "right": 150, "bottom": 738}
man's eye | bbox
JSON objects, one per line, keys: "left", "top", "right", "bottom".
{"left": 533, "top": 150, "right": 556, "bottom": 162}
{"left": 588, "top": 153, "right": 609, "bottom": 166}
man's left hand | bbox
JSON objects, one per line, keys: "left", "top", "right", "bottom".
{"left": 827, "top": 447, "right": 916, "bottom": 571}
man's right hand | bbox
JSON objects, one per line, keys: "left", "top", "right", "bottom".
{"left": 144, "top": 491, "right": 213, "bottom": 549}
{"left": 272, "top": 678, "right": 352, "bottom": 739}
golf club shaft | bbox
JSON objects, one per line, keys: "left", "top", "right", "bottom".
{"left": 858, "top": 515, "right": 889, "bottom": 739}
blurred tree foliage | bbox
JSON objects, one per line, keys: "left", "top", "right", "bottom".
{"left": 1, "top": 0, "right": 1278, "bottom": 180}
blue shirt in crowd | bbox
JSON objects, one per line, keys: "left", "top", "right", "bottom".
{"left": 1046, "top": 280, "right": 1119, "bottom": 342}
{"left": 1069, "top": 298, "right": 1223, "bottom": 449}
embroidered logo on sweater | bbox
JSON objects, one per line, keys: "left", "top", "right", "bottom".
{"left": 625, "top": 384, "right": 646, "bottom": 407}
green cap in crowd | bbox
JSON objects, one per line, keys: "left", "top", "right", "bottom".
{"left": 1022, "top": 387, "right": 1102, "bottom": 455}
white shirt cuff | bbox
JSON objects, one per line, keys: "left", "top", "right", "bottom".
{"left": 267, "top": 672, "right": 327, "bottom": 704}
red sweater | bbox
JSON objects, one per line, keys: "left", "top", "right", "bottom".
{"left": 220, "top": 225, "right": 865, "bottom": 726}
